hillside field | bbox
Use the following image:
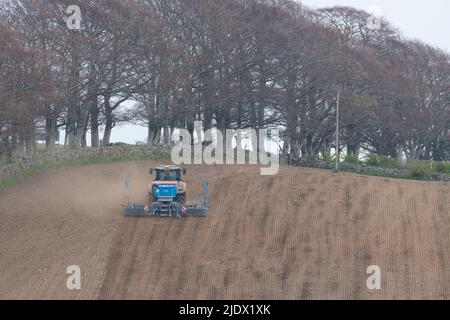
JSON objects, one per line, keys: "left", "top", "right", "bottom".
{"left": 0, "top": 161, "right": 449, "bottom": 299}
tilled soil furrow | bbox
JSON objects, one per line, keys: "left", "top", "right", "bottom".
{"left": 1, "top": 162, "right": 449, "bottom": 299}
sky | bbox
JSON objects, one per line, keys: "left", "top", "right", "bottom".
{"left": 66, "top": 0, "right": 450, "bottom": 145}
{"left": 300, "top": 0, "right": 450, "bottom": 53}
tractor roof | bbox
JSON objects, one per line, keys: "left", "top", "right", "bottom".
{"left": 155, "top": 165, "right": 181, "bottom": 171}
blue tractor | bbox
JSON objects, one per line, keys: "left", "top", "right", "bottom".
{"left": 123, "top": 165, "right": 211, "bottom": 218}
{"left": 149, "top": 166, "right": 187, "bottom": 205}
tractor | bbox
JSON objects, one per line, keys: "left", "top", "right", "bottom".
{"left": 123, "top": 165, "right": 211, "bottom": 218}
{"left": 149, "top": 165, "right": 187, "bottom": 205}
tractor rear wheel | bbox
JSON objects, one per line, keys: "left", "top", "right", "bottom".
{"left": 176, "top": 192, "right": 186, "bottom": 204}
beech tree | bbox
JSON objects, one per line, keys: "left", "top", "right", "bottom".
{"left": 1, "top": 0, "right": 450, "bottom": 162}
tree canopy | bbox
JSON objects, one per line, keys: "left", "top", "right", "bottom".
{"left": 1, "top": 0, "right": 449, "bottom": 162}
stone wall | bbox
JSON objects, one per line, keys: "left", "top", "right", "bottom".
{"left": 0, "top": 145, "right": 172, "bottom": 181}
{"left": 3, "top": 146, "right": 450, "bottom": 182}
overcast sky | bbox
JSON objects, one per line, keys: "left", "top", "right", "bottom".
{"left": 300, "top": 0, "right": 450, "bottom": 53}
{"left": 82, "top": 0, "right": 450, "bottom": 145}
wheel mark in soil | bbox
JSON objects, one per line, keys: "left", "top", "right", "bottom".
{"left": 223, "top": 268, "right": 232, "bottom": 287}
{"left": 344, "top": 184, "right": 352, "bottom": 214}
{"left": 299, "top": 269, "right": 313, "bottom": 300}
{"left": 260, "top": 206, "right": 270, "bottom": 231}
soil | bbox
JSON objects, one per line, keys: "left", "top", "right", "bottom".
{"left": 0, "top": 161, "right": 449, "bottom": 299}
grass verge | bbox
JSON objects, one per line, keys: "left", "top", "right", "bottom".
{"left": 339, "top": 169, "right": 424, "bottom": 181}
{"left": 0, "top": 151, "right": 171, "bottom": 190}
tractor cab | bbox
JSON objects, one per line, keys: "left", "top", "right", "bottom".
{"left": 150, "top": 165, "right": 186, "bottom": 182}
{"left": 149, "top": 166, "right": 187, "bottom": 204}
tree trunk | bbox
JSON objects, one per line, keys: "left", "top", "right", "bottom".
{"left": 203, "top": 80, "right": 213, "bottom": 134}
{"left": 163, "top": 126, "right": 170, "bottom": 144}
{"left": 102, "top": 97, "right": 113, "bottom": 147}
{"left": 24, "top": 121, "right": 36, "bottom": 156}
{"left": 103, "top": 124, "right": 112, "bottom": 147}
{"left": 45, "top": 117, "right": 57, "bottom": 152}
{"left": 91, "top": 107, "right": 100, "bottom": 148}
{"left": 66, "top": 49, "right": 81, "bottom": 150}
{"left": 147, "top": 123, "right": 160, "bottom": 145}
{"left": 285, "top": 65, "right": 299, "bottom": 158}
{"left": 75, "top": 129, "right": 84, "bottom": 148}
{"left": 88, "top": 61, "right": 99, "bottom": 148}
{"left": 5, "top": 125, "right": 14, "bottom": 164}
{"left": 81, "top": 128, "right": 87, "bottom": 147}
{"left": 66, "top": 117, "right": 77, "bottom": 150}
{"left": 347, "top": 143, "right": 360, "bottom": 156}
{"left": 185, "top": 90, "right": 195, "bottom": 146}
{"left": 153, "top": 127, "right": 161, "bottom": 145}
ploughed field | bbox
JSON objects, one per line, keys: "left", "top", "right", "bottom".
{"left": 0, "top": 161, "right": 449, "bottom": 299}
